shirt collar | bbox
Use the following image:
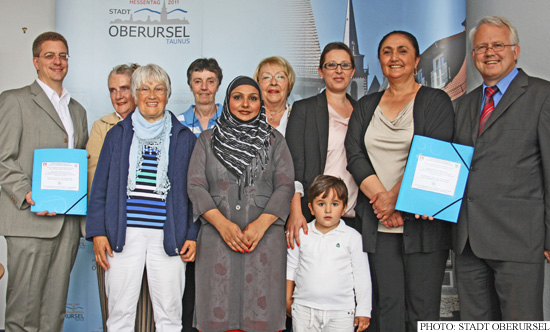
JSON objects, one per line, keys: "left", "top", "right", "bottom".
{"left": 36, "top": 78, "right": 70, "bottom": 104}
{"left": 311, "top": 219, "right": 346, "bottom": 235}
{"left": 182, "top": 104, "right": 222, "bottom": 127}
{"left": 482, "top": 67, "right": 518, "bottom": 96}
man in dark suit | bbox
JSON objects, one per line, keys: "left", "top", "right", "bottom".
{"left": 453, "top": 16, "right": 550, "bottom": 320}
{"left": 0, "top": 32, "right": 88, "bottom": 331}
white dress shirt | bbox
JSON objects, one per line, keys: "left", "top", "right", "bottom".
{"left": 36, "top": 79, "right": 74, "bottom": 148}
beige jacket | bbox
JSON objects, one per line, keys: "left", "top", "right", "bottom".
{"left": 86, "top": 112, "right": 120, "bottom": 194}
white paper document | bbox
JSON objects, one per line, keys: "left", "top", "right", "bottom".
{"left": 40, "top": 162, "right": 80, "bottom": 191}
{"left": 411, "top": 155, "right": 461, "bottom": 196}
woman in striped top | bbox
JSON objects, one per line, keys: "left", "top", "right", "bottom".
{"left": 87, "top": 64, "right": 199, "bottom": 332}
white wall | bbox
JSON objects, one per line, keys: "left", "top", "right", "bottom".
{"left": 0, "top": 0, "right": 56, "bottom": 327}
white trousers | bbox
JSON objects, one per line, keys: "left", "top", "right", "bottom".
{"left": 105, "top": 227, "right": 186, "bottom": 332}
{"left": 292, "top": 303, "right": 355, "bottom": 332}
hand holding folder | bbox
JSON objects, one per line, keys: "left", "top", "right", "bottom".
{"left": 395, "top": 135, "right": 474, "bottom": 223}
{"left": 30, "top": 149, "right": 88, "bottom": 215}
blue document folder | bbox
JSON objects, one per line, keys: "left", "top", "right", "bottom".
{"left": 395, "top": 135, "right": 474, "bottom": 223}
{"left": 31, "top": 149, "right": 88, "bottom": 215}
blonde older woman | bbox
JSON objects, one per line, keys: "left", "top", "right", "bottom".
{"left": 87, "top": 64, "right": 198, "bottom": 332}
{"left": 253, "top": 56, "right": 295, "bottom": 136}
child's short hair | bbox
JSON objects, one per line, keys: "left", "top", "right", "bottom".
{"left": 308, "top": 175, "right": 348, "bottom": 206}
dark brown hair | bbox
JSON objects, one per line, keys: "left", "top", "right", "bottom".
{"left": 377, "top": 30, "right": 420, "bottom": 59}
{"left": 319, "top": 42, "right": 355, "bottom": 69}
{"left": 186, "top": 58, "right": 223, "bottom": 86}
{"left": 308, "top": 175, "right": 348, "bottom": 206}
{"left": 32, "top": 31, "right": 68, "bottom": 57}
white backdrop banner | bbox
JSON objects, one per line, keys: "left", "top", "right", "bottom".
{"left": 54, "top": 0, "right": 465, "bottom": 331}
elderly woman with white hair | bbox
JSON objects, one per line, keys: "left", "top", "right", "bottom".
{"left": 87, "top": 63, "right": 199, "bottom": 332}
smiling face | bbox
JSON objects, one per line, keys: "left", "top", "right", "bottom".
{"left": 258, "top": 63, "right": 289, "bottom": 108}
{"left": 190, "top": 69, "right": 219, "bottom": 107}
{"left": 378, "top": 33, "right": 419, "bottom": 83}
{"left": 308, "top": 189, "right": 347, "bottom": 234}
{"left": 108, "top": 73, "right": 135, "bottom": 118}
{"left": 472, "top": 24, "right": 520, "bottom": 86}
{"left": 228, "top": 84, "right": 261, "bottom": 122}
{"left": 318, "top": 49, "right": 355, "bottom": 94}
{"left": 136, "top": 79, "right": 167, "bottom": 123}
{"left": 33, "top": 40, "right": 69, "bottom": 90}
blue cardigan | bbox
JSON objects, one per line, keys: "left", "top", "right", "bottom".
{"left": 86, "top": 111, "right": 199, "bottom": 256}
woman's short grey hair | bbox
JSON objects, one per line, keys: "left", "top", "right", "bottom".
{"left": 108, "top": 63, "right": 140, "bottom": 81}
{"left": 469, "top": 16, "right": 519, "bottom": 48}
{"left": 131, "top": 64, "right": 172, "bottom": 100}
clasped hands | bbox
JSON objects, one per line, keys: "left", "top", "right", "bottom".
{"left": 218, "top": 218, "right": 269, "bottom": 253}
{"left": 370, "top": 191, "right": 403, "bottom": 229}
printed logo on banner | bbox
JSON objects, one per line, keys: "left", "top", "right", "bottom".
{"left": 65, "top": 303, "right": 85, "bottom": 321}
{"left": 109, "top": 0, "right": 190, "bottom": 45}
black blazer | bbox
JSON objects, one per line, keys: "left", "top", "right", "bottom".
{"left": 345, "top": 86, "right": 454, "bottom": 254}
{"left": 286, "top": 91, "right": 357, "bottom": 221}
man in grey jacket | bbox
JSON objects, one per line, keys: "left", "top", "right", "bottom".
{"left": 0, "top": 31, "right": 88, "bottom": 331}
{"left": 453, "top": 16, "right": 550, "bottom": 320}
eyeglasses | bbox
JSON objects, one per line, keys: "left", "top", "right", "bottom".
{"left": 138, "top": 86, "right": 167, "bottom": 96}
{"left": 37, "top": 52, "right": 70, "bottom": 61}
{"left": 473, "top": 43, "right": 516, "bottom": 54}
{"left": 322, "top": 62, "right": 354, "bottom": 70}
{"left": 261, "top": 73, "right": 287, "bottom": 82}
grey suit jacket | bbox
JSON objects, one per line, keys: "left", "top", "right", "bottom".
{"left": 453, "top": 69, "right": 550, "bottom": 263}
{"left": 0, "top": 81, "right": 88, "bottom": 238}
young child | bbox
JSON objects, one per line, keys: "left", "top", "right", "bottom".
{"left": 286, "top": 175, "right": 372, "bottom": 332}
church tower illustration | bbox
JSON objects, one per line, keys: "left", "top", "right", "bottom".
{"left": 343, "top": 0, "right": 368, "bottom": 99}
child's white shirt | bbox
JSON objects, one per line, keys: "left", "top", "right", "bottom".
{"left": 287, "top": 220, "right": 372, "bottom": 317}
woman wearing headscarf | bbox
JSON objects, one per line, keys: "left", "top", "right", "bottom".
{"left": 188, "top": 76, "right": 294, "bottom": 332}
{"left": 87, "top": 64, "right": 199, "bottom": 332}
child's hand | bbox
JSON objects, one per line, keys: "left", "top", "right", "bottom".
{"left": 354, "top": 316, "right": 370, "bottom": 332}
{"left": 286, "top": 298, "right": 293, "bottom": 317}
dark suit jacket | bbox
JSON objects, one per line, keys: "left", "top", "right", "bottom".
{"left": 0, "top": 81, "right": 88, "bottom": 238}
{"left": 453, "top": 69, "right": 550, "bottom": 263}
{"left": 345, "top": 87, "right": 454, "bottom": 253}
{"left": 286, "top": 91, "right": 356, "bottom": 221}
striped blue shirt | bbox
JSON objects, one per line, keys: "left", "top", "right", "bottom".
{"left": 126, "top": 149, "right": 166, "bottom": 229}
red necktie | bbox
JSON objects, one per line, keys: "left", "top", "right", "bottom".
{"left": 478, "top": 86, "right": 498, "bottom": 135}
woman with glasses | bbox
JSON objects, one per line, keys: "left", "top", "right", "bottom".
{"left": 86, "top": 63, "right": 158, "bottom": 332}
{"left": 285, "top": 42, "right": 361, "bottom": 249}
{"left": 345, "top": 31, "right": 454, "bottom": 332}
{"left": 87, "top": 64, "right": 199, "bottom": 332}
{"left": 253, "top": 56, "right": 296, "bottom": 136}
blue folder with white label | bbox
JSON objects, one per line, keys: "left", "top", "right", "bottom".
{"left": 31, "top": 149, "right": 88, "bottom": 215}
{"left": 395, "top": 135, "right": 474, "bottom": 223}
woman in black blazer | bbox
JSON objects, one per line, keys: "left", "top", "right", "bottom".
{"left": 345, "top": 31, "right": 454, "bottom": 332}
{"left": 285, "top": 42, "right": 360, "bottom": 247}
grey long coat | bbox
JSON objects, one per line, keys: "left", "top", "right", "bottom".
{"left": 188, "top": 129, "right": 294, "bottom": 332}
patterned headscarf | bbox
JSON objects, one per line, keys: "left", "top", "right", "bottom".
{"left": 212, "top": 76, "right": 272, "bottom": 188}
